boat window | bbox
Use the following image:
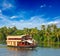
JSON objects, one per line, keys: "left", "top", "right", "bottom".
{"left": 22, "top": 42, "right": 24, "bottom": 45}
{"left": 28, "top": 43, "right": 30, "bottom": 45}
{"left": 25, "top": 42, "right": 28, "bottom": 45}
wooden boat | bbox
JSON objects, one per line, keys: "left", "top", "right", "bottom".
{"left": 6, "top": 35, "right": 37, "bottom": 48}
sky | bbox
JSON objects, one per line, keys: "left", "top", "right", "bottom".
{"left": 0, "top": 0, "right": 60, "bottom": 29}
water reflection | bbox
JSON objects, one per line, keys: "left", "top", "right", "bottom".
{"left": 39, "top": 43, "right": 60, "bottom": 48}
{"left": 7, "top": 43, "right": 60, "bottom": 56}
{"left": 0, "top": 44, "right": 60, "bottom": 56}
{"left": 7, "top": 47, "right": 35, "bottom": 56}
{"left": 7, "top": 47, "right": 34, "bottom": 51}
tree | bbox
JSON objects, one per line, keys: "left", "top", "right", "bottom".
{"left": 23, "top": 28, "right": 30, "bottom": 35}
{"left": 41, "top": 25, "right": 45, "bottom": 31}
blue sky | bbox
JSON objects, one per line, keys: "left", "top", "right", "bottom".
{"left": 0, "top": 0, "right": 60, "bottom": 29}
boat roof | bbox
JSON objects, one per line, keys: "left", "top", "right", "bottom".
{"left": 7, "top": 35, "right": 32, "bottom": 38}
{"left": 7, "top": 35, "right": 26, "bottom": 38}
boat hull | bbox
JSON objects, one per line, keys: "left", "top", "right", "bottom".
{"left": 7, "top": 45, "right": 37, "bottom": 48}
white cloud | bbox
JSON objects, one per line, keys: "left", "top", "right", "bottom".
{"left": 10, "top": 16, "right": 18, "bottom": 19}
{"left": 0, "top": 10, "right": 2, "bottom": 13}
{"left": 11, "top": 16, "right": 45, "bottom": 29}
{"left": 1, "top": 0, "right": 14, "bottom": 10}
{"left": 40, "top": 4, "right": 52, "bottom": 8}
{"left": 0, "top": 15, "right": 45, "bottom": 29}
{"left": 2, "top": 3, "right": 13, "bottom": 10}
{"left": 0, "top": 12, "right": 60, "bottom": 29}
{"left": 20, "top": 20, "right": 24, "bottom": 22}
{"left": 47, "top": 21, "right": 60, "bottom": 25}
{"left": 0, "top": 9, "right": 2, "bottom": 15}
{"left": 47, "top": 20, "right": 60, "bottom": 28}
{"left": 53, "top": 16, "right": 60, "bottom": 20}
{"left": 40, "top": 4, "right": 46, "bottom": 8}
{"left": 41, "top": 20, "right": 60, "bottom": 25}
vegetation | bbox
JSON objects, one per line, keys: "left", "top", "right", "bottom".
{"left": 0, "top": 24, "right": 60, "bottom": 46}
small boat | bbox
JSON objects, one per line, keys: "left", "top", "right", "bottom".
{"left": 6, "top": 35, "right": 37, "bottom": 48}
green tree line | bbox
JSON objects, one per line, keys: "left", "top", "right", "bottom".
{"left": 0, "top": 24, "right": 60, "bottom": 44}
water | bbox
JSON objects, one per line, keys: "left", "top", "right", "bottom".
{"left": 0, "top": 44, "right": 60, "bottom": 56}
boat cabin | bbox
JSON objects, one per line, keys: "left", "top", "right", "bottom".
{"left": 6, "top": 35, "right": 36, "bottom": 48}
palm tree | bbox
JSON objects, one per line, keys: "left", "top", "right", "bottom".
{"left": 55, "top": 29, "right": 60, "bottom": 44}
{"left": 30, "top": 27, "right": 38, "bottom": 37}
{"left": 46, "top": 25, "right": 52, "bottom": 46}
{"left": 51, "top": 24, "right": 57, "bottom": 32}
{"left": 23, "top": 28, "right": 28, "bottom": 35}
{"left": 41, "top": 25, "right": 45, "bottom": 31}
{"left": 23, "top": 28, "right": 31, "bottom": 36}
{"left": 41, "top": 25, "right": 46, "bottom": 41}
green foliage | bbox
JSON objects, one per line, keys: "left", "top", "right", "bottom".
{"left": 0, "top": 24, "right": 60, "bottom": 44}
{"left": 0, "top": 32, "right": 4, "bottom": 41}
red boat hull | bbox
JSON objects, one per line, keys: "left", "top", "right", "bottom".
{"left": 7, "top": 45, "right": 37, "bottom": 48}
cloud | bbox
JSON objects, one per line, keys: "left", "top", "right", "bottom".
{"left": 40, "top": 4, "right": 46, "bottom": 8}
{"left": 0, "top": 14, "right": 46, "bottom": 29}
{"left": 0, "top": 10, "right": 2, "bottom": 13}
{"left": 0, "top": 10, "right": 60, "bottom": 29}
{"left": 53, "top": 16, "right": 60, "bottom": 20}
{"left": 40, "top": 4, "right": 52, "bottom": 8}
{"left": 0, "top": 9, "right": 2, "bottom": 16}
{"left": 2, "top": 2, "right": 13, "bottom": 10}
{"left": 47, "top": 21, "right": 60, "bottom": 25}
{"left": 0, "top": 0, "right": 14, "bottom": 10}
{"left": 9, "top": 15, "right": 45, "bottom": 29}
{"left": 10, "top": 16, "right": 18, "bottom": 19}
{"left": 47, "top": 20, "right": 60, "bottom": 28}
{"left": 41, "top": 17, "right": 60, "bottom": 28}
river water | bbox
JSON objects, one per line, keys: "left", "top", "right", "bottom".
{"left": 0, "top": 44, "right": 60, "bottom": 56}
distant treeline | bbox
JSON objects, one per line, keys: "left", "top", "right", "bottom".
{"left": 0, "top": 24, "right": 60, "bottom": 44}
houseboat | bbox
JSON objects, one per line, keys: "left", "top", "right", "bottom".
{"left": 6, "top": 35, "right": 37, "bottom": 48}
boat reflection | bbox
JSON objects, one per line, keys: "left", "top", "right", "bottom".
{"left": 7, "top": 47, "right": 35, "bottom": 56}
{"left": 7, "top": 47, "right": 35, "bottom": 51}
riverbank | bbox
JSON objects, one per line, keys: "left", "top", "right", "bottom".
{"left": 39, "top": 42, "right": 60, "bottom": 48}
